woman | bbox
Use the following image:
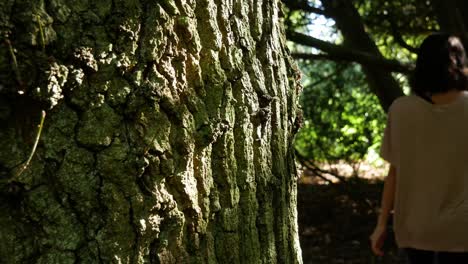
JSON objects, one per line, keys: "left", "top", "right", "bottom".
{"left": 370, "top": 33, "right": 468, "bottom": 263}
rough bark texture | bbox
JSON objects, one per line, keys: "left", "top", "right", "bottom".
{"left": 0, "top": 0, "right": 302, "bottom": 263}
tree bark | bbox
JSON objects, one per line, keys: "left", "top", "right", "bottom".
{"left": 431, "top": 0, "right": 468, "bottom": 47}
{"left": 0, "top": 0, "right": 302, "bottom": 263}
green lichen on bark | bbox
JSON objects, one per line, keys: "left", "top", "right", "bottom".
{"left": 0, "top": 0, "right": 302, "bottom": 263}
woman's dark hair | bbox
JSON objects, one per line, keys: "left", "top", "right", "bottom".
{"left": 410, "top": 33, "right": 468, "bottom": 97}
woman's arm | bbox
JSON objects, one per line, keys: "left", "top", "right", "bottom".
{"left": 370, "top": 164, "right": 396, "bottom": 256}
{"left": 377, "top": 165, "right": 396, "bottom": 227}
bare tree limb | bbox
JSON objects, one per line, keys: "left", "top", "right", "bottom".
{"left": 287, "top": 31, "right": 414, "bottom": 74}
{"left": 391, "top": 32, "right": 419, "bottom": 54}
{"left": 283, "top": 0, "right": 329, "bottom": 16}
{"left": 387, "top": 17, "right": 419, "bottom": 53}
{"left": 307, "top": 63, "right": 348, "bottom": 87}
{"left": 302, "top": 166, "right": 335, "bottom": 184}
{"left": 320, "top": 0, "right": 405, "bottom": 112}
{"left": 295, "top": 150, "right": 348, "bottom": 183}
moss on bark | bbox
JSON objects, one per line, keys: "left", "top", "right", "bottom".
{"left": 0, "top": 0, "right": 302, "bottom": 263}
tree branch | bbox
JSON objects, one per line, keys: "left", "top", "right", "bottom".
{"left": 283, "top": 0, "right": 328, "bottom": 16}
{"left": 287, "top": 31, "right": 414, "bottom": 74}
{"left": 388, "top": 18, "right": 418, "bottom": 54}
{"left": 320, "top": 0, "right": 405, "bottom": 111}
{"left": 295, "top": 151, "right": 348, "bottom": 183}
{"left": 302, "top": 165, "right": 336, "bottom": 184}
{"left": 307, "top": 63, "right": 347, "bottom": 87}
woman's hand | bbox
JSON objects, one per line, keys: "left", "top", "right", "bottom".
{"left": 370, "top": 165, "right": 395, "bottom": 257}
{"left": 370, "top": 224, "right": 387, "bottom": 256}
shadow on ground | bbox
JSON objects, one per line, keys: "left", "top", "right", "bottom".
{"left": 298, "top": 177, "right": 405, "bottom": 263}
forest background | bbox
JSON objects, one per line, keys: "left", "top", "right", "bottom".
{"left": 286, "top": 0, "right": 468, "bottom": 263}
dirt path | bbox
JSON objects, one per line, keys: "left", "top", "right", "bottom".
{"left": 298, "top": 177, "right": 404, "bottom": 263}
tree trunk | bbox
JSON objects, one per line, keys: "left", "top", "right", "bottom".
{"left": 321, "top": 0, "right": 404, "bottom": 111}
{"left": 432, "top": 0, "right": 468, "bottom": 47}
{"left": 0, "top": 0, "right": 302, "bottom": 263}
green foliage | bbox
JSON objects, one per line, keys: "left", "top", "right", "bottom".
{"left": 356, "top": 0, "right": 439, "bottom": 35}
{"left": 295, "top": 60, "right": 386, "bottom": 163}
{"left": 355, "top": 0, "right": 435, "bottom": 62}
{"left": 285, "top": 0, "right": 436, "bottom": 166}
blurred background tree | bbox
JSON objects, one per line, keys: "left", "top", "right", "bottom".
{"left": 286, "top": 1, "right": 468, "bottom": 262}
{"left": 284, "top": 0, "right": 468, "bottom": 181}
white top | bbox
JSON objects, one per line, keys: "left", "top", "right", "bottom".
{"left": 381, "top": 91, "right": 468, "bottom": 251}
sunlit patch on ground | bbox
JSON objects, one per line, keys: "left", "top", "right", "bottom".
{"left": 297, "top": 163, "right": 404, "bottom": 263}
{"left": 298, "top": 161, "right": 389, "bottom": 185}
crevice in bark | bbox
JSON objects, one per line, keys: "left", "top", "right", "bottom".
{"left": 127, "top": 196, "right": 140, "bottom": 264}
{"left": 0, "top": 0, "right": 302, "bottom": 262}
